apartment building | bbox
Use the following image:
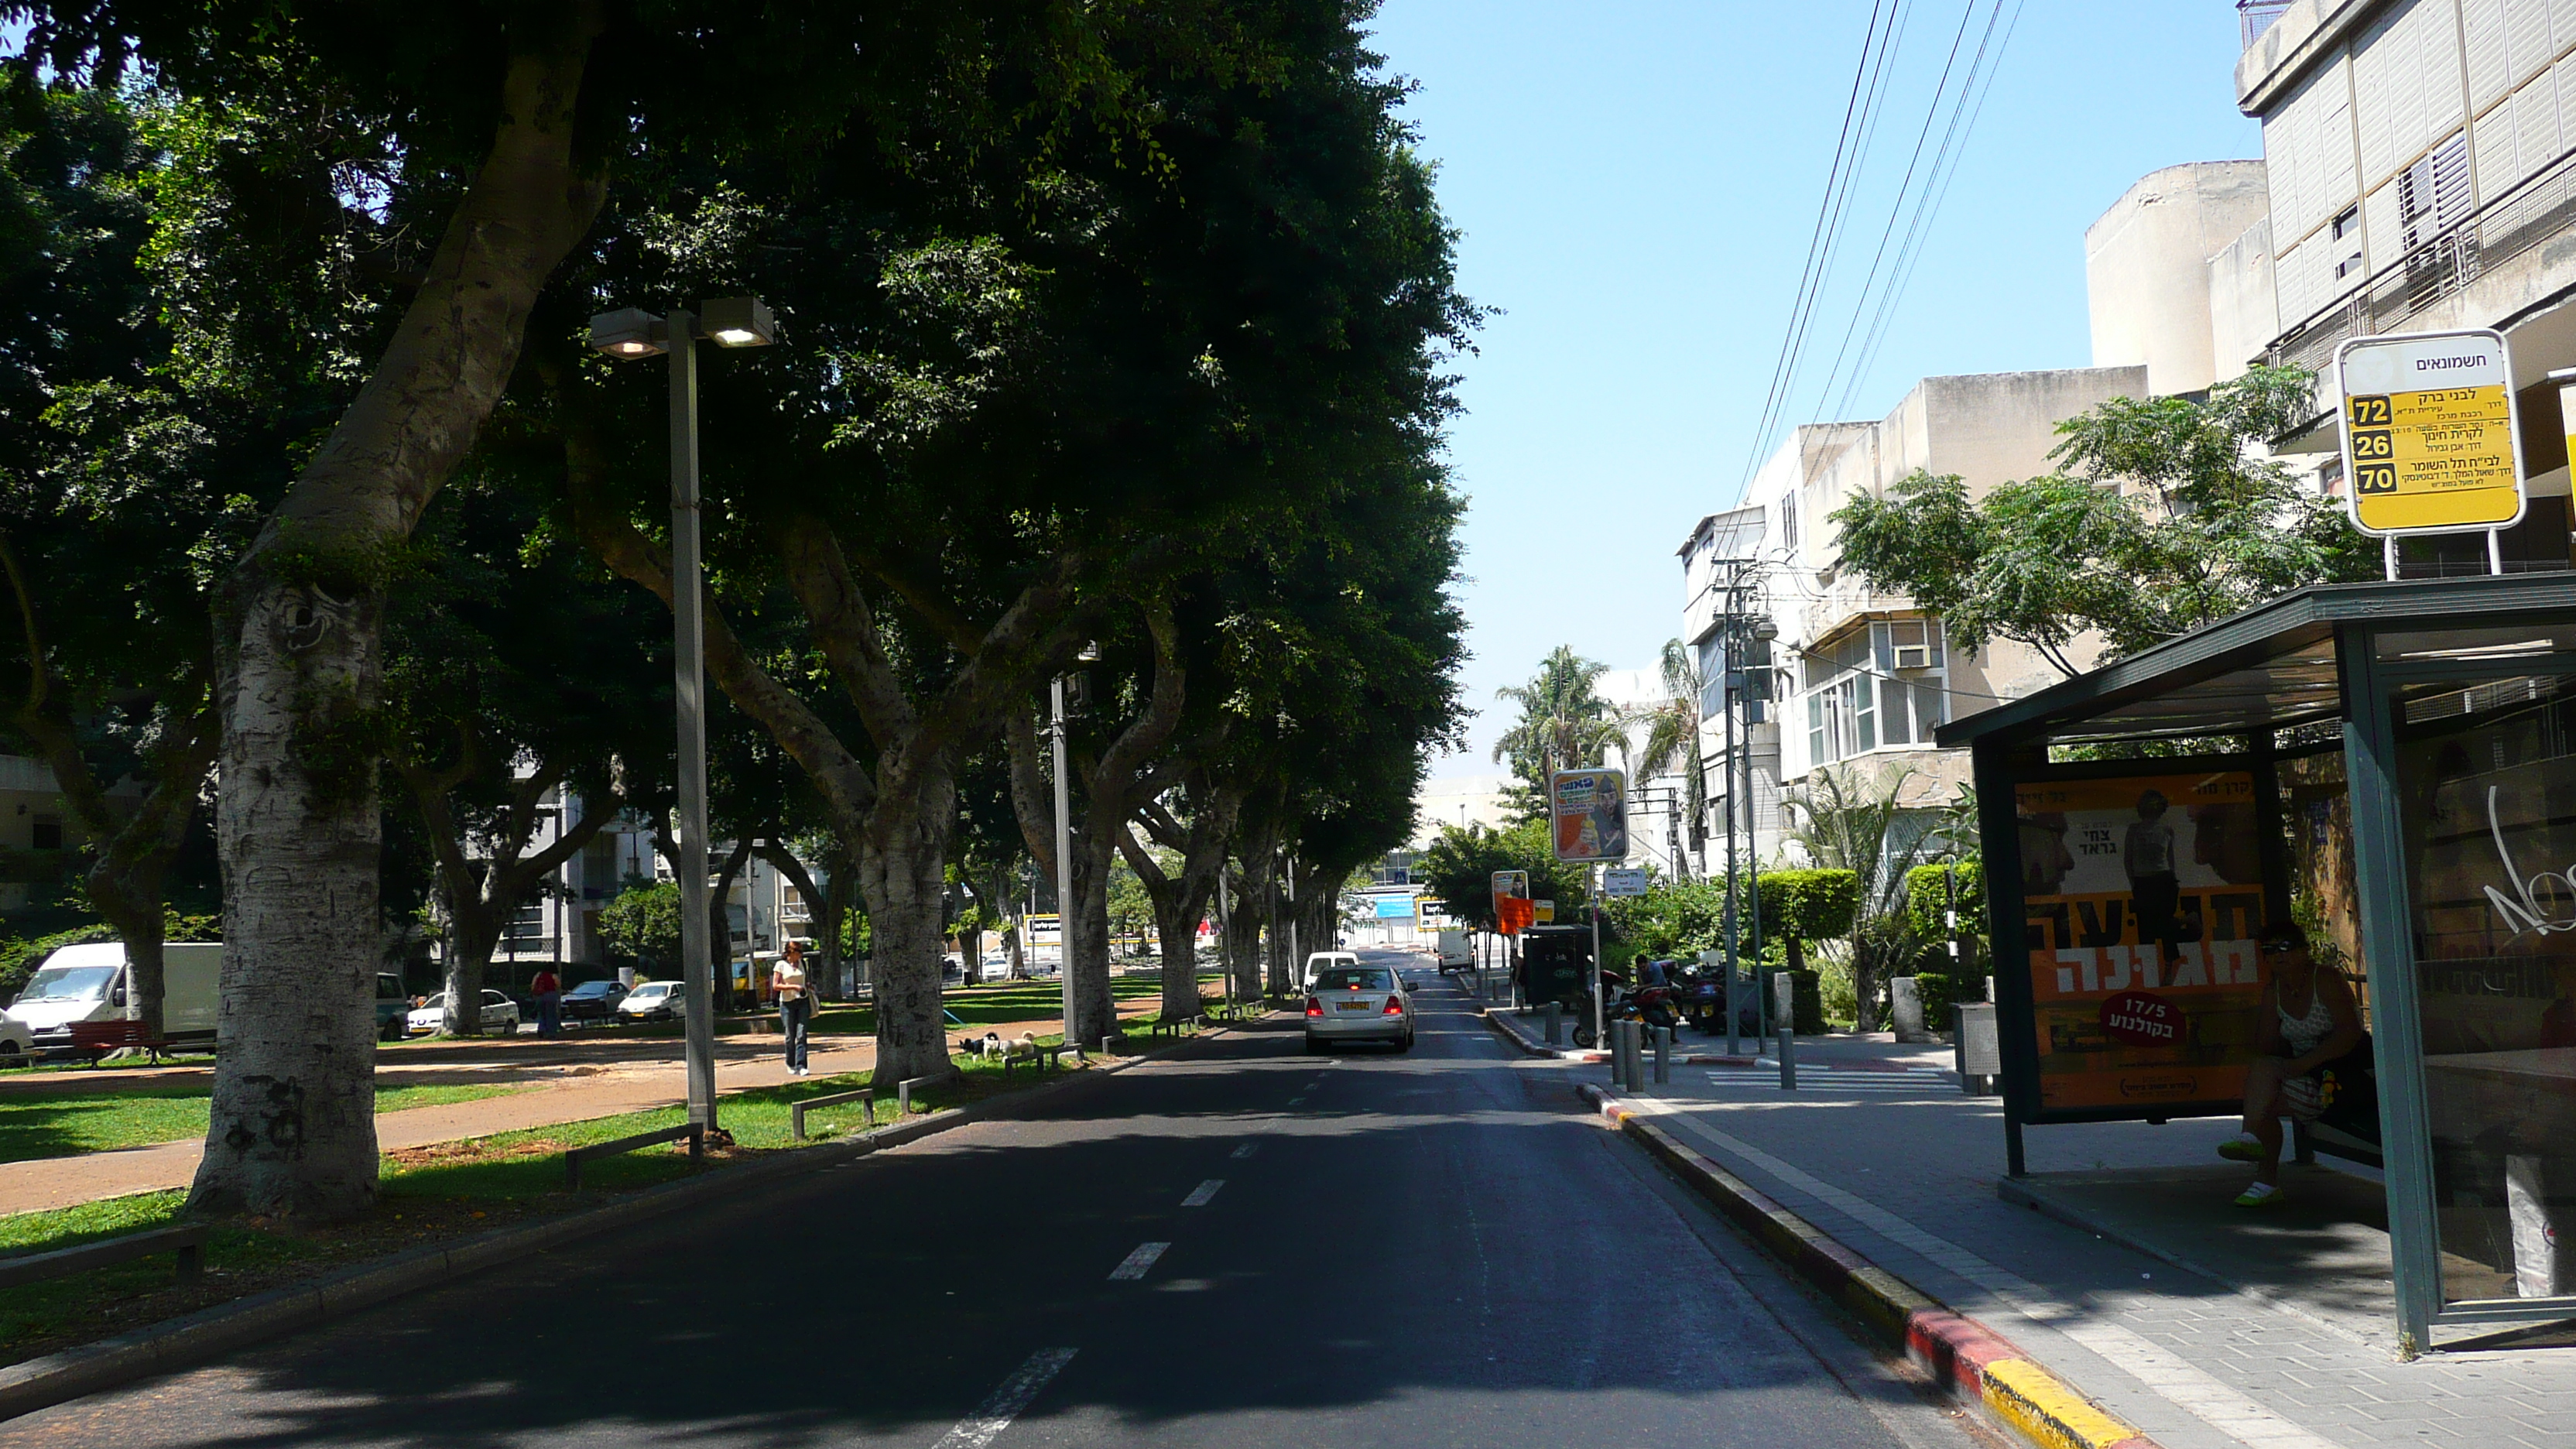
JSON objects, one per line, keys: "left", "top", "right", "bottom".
{"left": 2241, "top": 0, "right": 2576, "bottom": 570}
{"left": 1685, "top": 368, "right": 2150, "bottom": 868}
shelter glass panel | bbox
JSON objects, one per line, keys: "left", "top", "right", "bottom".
{"left": 2393, "top": 670, "right": 2576, "bottom": 1306}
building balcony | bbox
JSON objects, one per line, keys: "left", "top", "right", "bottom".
{"left": 2237, "top": 0, "right": 2291, "bottom": 50}
{"left": 2263, "top": 142, "right": 2576, "bottom": 382}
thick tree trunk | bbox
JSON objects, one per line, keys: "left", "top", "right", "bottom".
{"left": 859, "top": 767, "right": 961, "bottom": 1084}
{"left": 192, "top": 22, "right": 606, "bottom": 1221}
{"left": 1066, "top": 824, "right": 1120, "bottom": 1044}
{"left": 440, "top": 898, "right": 503, "bottom": 1037}
{"left": 84, "top": 867, "right": 170, "bottom": 1043}
{"left": 1221, "top": 866, "right": 1261, "bottom": 1001}
{"left": 818, "top": 845, "right": 855, "bottom": 999}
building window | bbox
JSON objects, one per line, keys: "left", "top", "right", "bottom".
{"left": 29, "top": 816, "right": 62, "bottom": 851}
{"left": 2331, "top": 206, "right": 2362, "bottom": 280}
{"left": 503, "top": 903, "right": 546, "bottom": 954}
{"left": 1798, "top": 619, "right": 1950, "bottom": 769}
{"left": 1780, "top": 495, "right": 1801, "bottom": 553}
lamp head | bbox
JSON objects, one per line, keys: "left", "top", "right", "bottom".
{"left": 698, "top": 296, "right": 778, "bottom": 348}
{"left": 587, "top": 307, "right": 668, "bottom": 359}
{"left": 1076, "top": 641, "right": 1102, "bottom": 663}
{"left": 1752, "top": 619, "right": 1779, "bottom": 641}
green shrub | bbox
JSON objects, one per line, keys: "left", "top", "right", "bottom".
{"left": 1757, "top": 869, "right": 1858, "bottom": 943}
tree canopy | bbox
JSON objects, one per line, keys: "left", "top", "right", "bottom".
{"left": 1831, "top": 368, "right": 2377, "bottom": 674}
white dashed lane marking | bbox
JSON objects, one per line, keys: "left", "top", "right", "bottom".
{"left": 1181, "top": 1179, "right": 1225, "bottom": 1208}
{"left": 931, "top": 1348, "right": 1077, "bottom": 1449}
{"left": 1107, "top": 1243, "right": 1169, "bottom": 1280}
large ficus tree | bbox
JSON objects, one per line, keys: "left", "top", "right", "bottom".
{"left": 564, "top": 1, "right": 1475, "bottom": 1082}
{"left": 1831, "top": 367, "right": 2377, "bottom": 676}
{"left": 8, "top": 0, "right": 1139, "bottom": 1218}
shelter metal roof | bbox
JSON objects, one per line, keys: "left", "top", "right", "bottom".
{"left": 1933, "top": 573, "right": 2576, "bottom": 748}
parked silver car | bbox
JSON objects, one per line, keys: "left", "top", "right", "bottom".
{"left": 1303, "top": 964, "right": 1413, "bottom": 1053}
{"left": 406, "top": 988, "right": 522, "bottom": 1036}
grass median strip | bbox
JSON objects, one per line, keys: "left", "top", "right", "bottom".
{"left": 0, "top": 1018, "right": 1226, "bottom": 1368}
{"left": 0, "top": 1083, "right": 529, "bottom": 1164}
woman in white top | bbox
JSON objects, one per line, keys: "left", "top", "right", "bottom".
{"left": 2217, "top": 922, "right": 2364, "bottom": 1208}
{"left": 772, "top": 940, "right": 813, "bottom": 1076}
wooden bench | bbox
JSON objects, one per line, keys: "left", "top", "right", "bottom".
{"left": 0, "top": 1224, "right": 207, "bottom": 1290}
{"left": 564, "top": 1122, "right": 704, "bottom": 1190}
{"left": 790, "top": 1089, "right": 875, "bottom": 1141}
{"left": 1001, "top": 1044, "right": 1070, "bottom": 1079}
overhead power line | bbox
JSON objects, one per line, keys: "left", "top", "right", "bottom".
{"left": 1736, "top": 0, "right": 1908, "bottom": 496}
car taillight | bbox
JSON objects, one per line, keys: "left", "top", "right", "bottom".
{"left": 1305, "top": 997, "right": 1323, "bottom": 1017}
{"left": 1382, "top": 996, "right": 1403, "bottom": 1015}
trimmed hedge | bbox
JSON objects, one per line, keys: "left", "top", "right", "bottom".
{"left": 1756, "top": 869, "right": 1858, "bottom": 943}
{"left": 1910, "top": 970, "right": 1988, "bottom": 1026}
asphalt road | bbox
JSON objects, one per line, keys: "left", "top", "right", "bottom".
{"left": 2, "top": 949, "right": 1992, "bottom": 1448}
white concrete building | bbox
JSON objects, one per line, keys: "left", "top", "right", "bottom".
{"left": 1686, "top": 368, "right": 2150, "bottom": 872}
{"left": 2240, "top": 0, "right": 2576, "bottom": 572}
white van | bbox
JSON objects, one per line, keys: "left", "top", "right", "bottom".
{"left": 1435, "top": 930, "right": 1474, "bottom": 972}
{"left": 1301, "top": 951, "right": 1361, "bottom": 990}
{"left": 12, "top": 940, "right": 221, "bottom": 1054}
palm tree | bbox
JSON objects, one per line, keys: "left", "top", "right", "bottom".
{"left": 1622, "top": 639, "right": 1708, "bottom": 879}
{"left": 1492, "top": 646, "right": 1623, "bottom": 818}
{"left": 1780, "top": 765, "right": 1956, "bottom": 1030}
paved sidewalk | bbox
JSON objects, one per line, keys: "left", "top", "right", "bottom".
{"left": 0, "top": 1000, "right": 1171, "bottom": 1217}
{"left": 1553, "top": 1029, "right": 2576, "bottom": 1449}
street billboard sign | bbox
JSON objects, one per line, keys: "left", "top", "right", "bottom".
{"left": 1492, "top": 870, "right": 1532, "bottom": 935}
{"left": 1549, "top": 768, "right": 1629, "bottom": 862}
{"left": 2334, "top": 328, "right": 2525, "bottom": 536}
{"left": 1601, "top": 867, "right": 1649, "bottom": 897}
{"left": 2012, "top": 768, "right": 2269, "bottom": 1115}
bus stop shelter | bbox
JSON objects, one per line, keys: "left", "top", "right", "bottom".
{"left": 1937, "top": 571, "right": 2576, "bottom": 1348}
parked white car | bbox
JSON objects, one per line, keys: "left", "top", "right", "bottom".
{"left": 406, "top": 988, "right": 522, "bottom": 1036}
{"left": 617, "top": 980, "right": 686, "bottom": 1022}
{"left": 0, "top": 1012, "right": 34, "bottom": 1061}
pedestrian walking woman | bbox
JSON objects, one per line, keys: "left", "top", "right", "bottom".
{"left": 530, "top": 965, "right": 563, "bottom": 1039}
{"left": 772, "top": 941, "right": 813, "bottom": 1076}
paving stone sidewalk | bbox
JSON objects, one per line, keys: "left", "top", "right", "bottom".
{"left": 1588, "top": 1036, "right": 2576, "bottom": 1449}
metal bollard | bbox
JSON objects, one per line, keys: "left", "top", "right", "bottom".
{"left": 1653, "top": 1025, "right": 1672, "bottom": 1084}
{"left": 1621, "top": 1021, "right": 1646, "bottom": 1093}
{"left": 1543, "top": 1002, "right": 1563, "bottom": 1045}
{"left": 1773, "top": 972, "right": 1798, "bottom": 1092}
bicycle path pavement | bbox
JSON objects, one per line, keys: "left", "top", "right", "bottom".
{"left": 0, "top": 999, "right": 1169, "bottom": 1218}
{"left": 1540, "top": 1023, "right": 2576, "bottom": 1449}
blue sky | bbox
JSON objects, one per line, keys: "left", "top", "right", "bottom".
{"left": 1369, "top": 2, "right": 2262, "bottom": 776}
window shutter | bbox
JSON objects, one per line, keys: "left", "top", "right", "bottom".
{"left": 2466, "top": 0, "right": 2512, "bottom": 110}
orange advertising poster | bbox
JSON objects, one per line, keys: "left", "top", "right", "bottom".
{"left": 2017, "top": 770, "right": 2269, "bottom": 1113}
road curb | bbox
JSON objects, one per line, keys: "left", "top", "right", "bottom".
{"left": 1478, "top": 1006, "right": 1608, "bottom": 1063}
{"left": 0, "top": 1019, "right": 1248, "bottom": 1424}
{"left": 1577, "top": 1084, "right": 2163, "bottom": 1449}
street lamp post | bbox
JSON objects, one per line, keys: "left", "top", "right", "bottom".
{"left": 588, "top": 297, "right": 777, "bottom": 1136}
{"left": 1050, "top": 643, "right": 1097, "bottom": 1049}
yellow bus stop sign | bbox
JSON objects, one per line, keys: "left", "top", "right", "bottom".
{"left": 2334, "top": 328, "right": 2525, "bottom": 536}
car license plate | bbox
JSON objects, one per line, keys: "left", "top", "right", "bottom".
{"left": 1336, "top": 1001, "right": 1371, "bottom": 1012}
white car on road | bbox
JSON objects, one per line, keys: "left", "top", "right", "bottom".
{"left": 406, "top": 988, "right": 522, "bottom": 1036}
{"left": 1303, "top": 963, "right": 1413, "bottom": 1053}
{"left": 1300, "top": 951, "right": 1359, "bottom": 991}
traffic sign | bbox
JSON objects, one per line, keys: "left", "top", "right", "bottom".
{"left": 2334, "top": 328, "right": 2525, "bottom": 536}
